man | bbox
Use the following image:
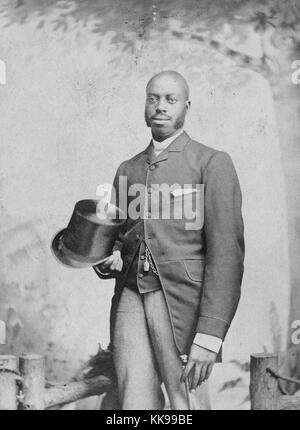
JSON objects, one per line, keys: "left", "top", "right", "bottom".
{"left": 94, "top": 71, "right": 244, "bottom": 410}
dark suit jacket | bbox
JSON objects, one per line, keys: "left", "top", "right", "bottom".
{"left": 96, "top": 131, "right": 245, "bottom": 355}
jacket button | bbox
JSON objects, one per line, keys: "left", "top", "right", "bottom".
{"left": 149, "top": 165, "right": 156, "bottom": 171}
{"left": 135, "top": 234, "right": 140, "bottom": 240}
{"left": 138, "top": 273, "right": 143, "bottom": 279}
{"left": 140, "top": 255, "right": 145, "bottom": 260}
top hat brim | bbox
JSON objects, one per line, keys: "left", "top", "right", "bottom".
{"left": 51, "top": 229, "right": 109, "bottom": 269}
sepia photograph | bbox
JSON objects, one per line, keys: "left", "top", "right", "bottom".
{"left": 0, "top": 0, "right": 299, "bottom": 413}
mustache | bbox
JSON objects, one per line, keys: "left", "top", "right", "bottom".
{"left": 151, "top": 114, "right": 172, "bottom": 120}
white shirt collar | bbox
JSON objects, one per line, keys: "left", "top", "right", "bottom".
{"left": 152, "top": 129, "right": 184, "bottom": 152}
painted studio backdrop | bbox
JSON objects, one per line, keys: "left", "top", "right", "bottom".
{"left": 0, "top": 0, "right": 299, "bottom": 409}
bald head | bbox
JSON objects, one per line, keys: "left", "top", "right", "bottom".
{"left": 144, "top": 70, "right": 191, "bottom": 141}
{"left": 146, "top": 70, "right": 190, "bottom": 101}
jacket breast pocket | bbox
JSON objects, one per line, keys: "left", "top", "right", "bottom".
{"left": 183, "top": 259, "right": 205, "bottom": 282}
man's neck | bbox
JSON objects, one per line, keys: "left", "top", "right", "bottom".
{"left": 151, "top": 130, "right": 184, "bottom": 156}
{"left": 151, "top": 128, "right": 183, "bottom": 143}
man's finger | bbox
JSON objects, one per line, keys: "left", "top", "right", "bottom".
{"left": 204, "top": 362, "right": 214, "bottom": 382}
{"left": 116, "top": 258, "right": 123, "bottom": 272}
{"left": 187, "top": 364, "right": 195, "bottom": 391}
{"left": 180, "top": 360, "right": 194, "bottom": 384}
{"left": 118, "top": 258, "right": 123, "bottom": 272}
{"left": 110, "top": 256, "right": 119, "bottom": 271}
{"left": 198, "top": 362, "right": 208, "bottom": 385}
{"left": 98, "top": 255, "right": 111, "bottom": 265}
{"left": 101, "top": 255, "right": 115, "bottom": 269}
{"left": 113, "top": 257, "right": 122, "bottom": 272}
{"left": 191, "top": 363, "right": 202, "bottom": 391}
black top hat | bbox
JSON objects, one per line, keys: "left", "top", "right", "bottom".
{"left": 51, "top": 199, "right": 126, "bottom": 268}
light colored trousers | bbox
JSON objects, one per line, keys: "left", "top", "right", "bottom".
{"left": 112, "top": 286, "right": 211, "bottom": 410}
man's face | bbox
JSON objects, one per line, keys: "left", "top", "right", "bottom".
{"left": 144, "top": 75, "right": 190, "bottom": 140}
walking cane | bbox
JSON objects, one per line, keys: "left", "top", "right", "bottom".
{"left": 180, "top": 355, "right": 192, "bottom": 410}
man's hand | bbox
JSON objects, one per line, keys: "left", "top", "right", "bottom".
{"left": 180, "top": 344, "right": 217, "bottom": 391}
{"left": 98, "top": 250, "right": 123, "bottom": 274}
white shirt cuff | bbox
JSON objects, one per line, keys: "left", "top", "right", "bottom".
{"left": 193, "top": 333, "right": 222, "bottom": 353}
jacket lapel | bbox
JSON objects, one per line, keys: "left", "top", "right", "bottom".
{"left": 143, "top": 131, "right": 190, "bottom": 166}
{"left": 167, "top": 130, "right": 190, "bottom": 152}
{"left": 143, "top": 141, "right": 155, "bottom": 165}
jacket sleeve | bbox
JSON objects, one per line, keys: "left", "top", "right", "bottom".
{"left": 196, "top": 151, "right": 245, "bottom": 340}
{"left": 93, "top": 162, "right": 128, "bottom": 280}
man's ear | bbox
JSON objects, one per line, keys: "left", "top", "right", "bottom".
{"left": 186, "top": 100, "right": 191, "bottom": 111}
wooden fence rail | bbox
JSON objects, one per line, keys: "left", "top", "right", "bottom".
{"left": 1, "top": 352, "right": 300, "bottom": 410}
{"left": 0, "top": 353, "right": 112, "bottom": 410}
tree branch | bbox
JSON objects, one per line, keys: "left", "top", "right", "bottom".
{"left": 44, "top": 375, "right": 112, "bottom": 409}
